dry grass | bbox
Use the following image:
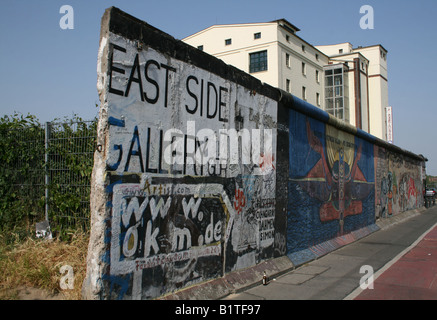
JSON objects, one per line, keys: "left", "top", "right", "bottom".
{"left": 0, "top": 231, "right": 89, "bottom": 300}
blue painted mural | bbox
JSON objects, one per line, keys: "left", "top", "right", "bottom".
{"left": 287, "top": 109, "right": 375, "bottom": 256}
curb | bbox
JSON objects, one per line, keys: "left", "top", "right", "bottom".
{"left": 375, "top": 207, "right": 427, "bottom": 230}
{"left": 287, "top": 224, "right": 380, "bottom": 267}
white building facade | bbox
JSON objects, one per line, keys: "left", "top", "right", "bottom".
{"left": 183, "top": 19, "right": 389, "bottom": 141}
{"left": 316, "top": 42, "right": 389, "bottom": 141}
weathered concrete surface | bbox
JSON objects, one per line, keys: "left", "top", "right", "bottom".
{"left": 82, "top": 7, "right": 428, "bottom": 300}
{"left": 83, "top": 7, "right": 282, "bottom": 300}
{"left": 160, "top": 256, "right": 293, "bottom": 300}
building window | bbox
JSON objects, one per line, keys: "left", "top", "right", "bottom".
{"left": 197, "top": 45, "right": 204, "bottom": 51}
{"left": 286, "top": 53, "right": 290, "bottom": 68}
{"left": 286, "top": 35, "right": 290, "bottom": 42}
{"left": 302, "top": 45, "right": 306, "bottom": 52}
{"left": 302, "top": 86, "right": 307, "bottom": 101}
{"left": 302, "top": 62, "right": 306, "bottom": 76}
{"left": 324, "top": 66, "right": 349, "bottom": 122}
{"left": 315, "top": 53, "right": 319, "bottom": 61}
{"left": 316, "top": 93, "right": 320, "bottom": 106}
{"left": 286, "top": 79, "right": 291, "bottom": 92}
{"left": 254, "top": 32, "right": 261, "bottom": 39}
{"left": 316, "top": 70, "right": 320, "bottom": 83}
{"left": 225, "top": 38, "right": 232, "bottom": 46}
{"left": 249, "top": 50, "right": 268, "bottom": 73}
{"left": 339, "top": 49, "right": 343, "bottom": 54}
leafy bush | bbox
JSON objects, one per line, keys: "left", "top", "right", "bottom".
{"left": 0, "top": 113, "right": 97, "bottom": 240}
{"left": 0, "top": 113, "right": 45, "bottom": 239}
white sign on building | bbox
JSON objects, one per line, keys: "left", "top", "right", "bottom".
{"left": 386, "top": 106, "right": 393, "bottom": 144}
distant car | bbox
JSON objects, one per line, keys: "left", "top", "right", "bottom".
{"left": 426, "top": 189, "right": 436, "bottom": 197}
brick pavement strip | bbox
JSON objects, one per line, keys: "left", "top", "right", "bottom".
{"left": 352, "top": 222, "right": 437, "bottom": 300}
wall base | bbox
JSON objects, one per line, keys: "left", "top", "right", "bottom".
{"left": 159, "top": 256, "right": 294, "bottom": 300}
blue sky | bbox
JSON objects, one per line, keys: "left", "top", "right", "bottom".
{"left": 1, "top": 0, "right": 436, "bottom": 175}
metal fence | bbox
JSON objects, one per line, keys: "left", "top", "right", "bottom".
{"left": 2, "top": 119, "right": 96, "bottom": 233}
{"left": 46, "top": 120, "right": 96, "bottom": 231}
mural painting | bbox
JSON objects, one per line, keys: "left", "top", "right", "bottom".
{"left": 287, "top": 111, "right": 375, "bottom": 254}
{"left": 375, "top": 146, "right": 424, "bottom": 218}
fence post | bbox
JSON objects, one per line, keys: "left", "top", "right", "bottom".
{"left": 44, "top": 121, "right": 51, "bottom": 222}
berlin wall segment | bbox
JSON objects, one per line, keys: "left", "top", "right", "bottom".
{"left": 287, "top": 107, "right": 377, "bottom": 260}
{"left": 282, "top": 95, "right": 426, "bottom": 265}
{"left": 82, "top": 7, "right": 427, "bottom": 300}
{"left": 83, "top": 7, "right": 283, "bottom": 300}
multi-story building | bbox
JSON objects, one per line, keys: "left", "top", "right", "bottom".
{"left": 316, "top": 42, "right": 389, "bottom": 141}
{"left": 182, "top": 19, "right": 389, "bottom": 141}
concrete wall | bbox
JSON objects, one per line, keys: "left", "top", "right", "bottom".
{"left": 82, "top": 7, "right": 426, "bottom": 300}
{"left": 282, "top": 96, "right": 425, "bottom": 265}
{"left": 374, "top": 146, "right": 425, "bottom": 218}
{"left": 83, "top": 7, "right": 284, "bottom": 300}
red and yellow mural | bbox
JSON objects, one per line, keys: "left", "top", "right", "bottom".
{"left": 288, "top": 112, "right": 376, "bottom": 254}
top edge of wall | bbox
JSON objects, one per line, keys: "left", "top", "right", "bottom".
{"left": 277, "top": 88, "right": 426, "bottom": 163}
{"left": 101, "top": 7, "right": 280, "bottom": 102}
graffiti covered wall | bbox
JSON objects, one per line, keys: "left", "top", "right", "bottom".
{"left": 284, "top": 98, "right": 425, "bottom": 262}
{"left": 83, "top": 7, "right": 427, "bottom": 300}
{"left": 375, "top": 146, "right": 424, "bottom": 219}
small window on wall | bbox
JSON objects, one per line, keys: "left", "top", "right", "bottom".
{"left": 249, "top": 50, "right": 268, "bottom": 73}
{"left": 254, "top": 32, "right": 261, "bottom": 39}
{"left": 302, "top": 86, "right": 307, "bottom": 100}
{"left": 197, "top": 45, "right": 204, "bottom": 51}
{"left": 286, "top": 53, "right": 290, "bottom": 68}
{"left": 286, "top": 79, "right": 291, "bottom": 92}
{"left": 225, "top": 38, "right": 232, "bottom": 46}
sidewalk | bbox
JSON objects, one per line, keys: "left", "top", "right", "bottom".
{"left": 224, "top": 206, "right": 437, "bottom": 300}
{"left": 348, "top": 222, "right": 437, "bottom": 300}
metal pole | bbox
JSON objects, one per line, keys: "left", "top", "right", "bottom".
{"left": 44, "top": 121, "right": 51, "bottom": 222}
